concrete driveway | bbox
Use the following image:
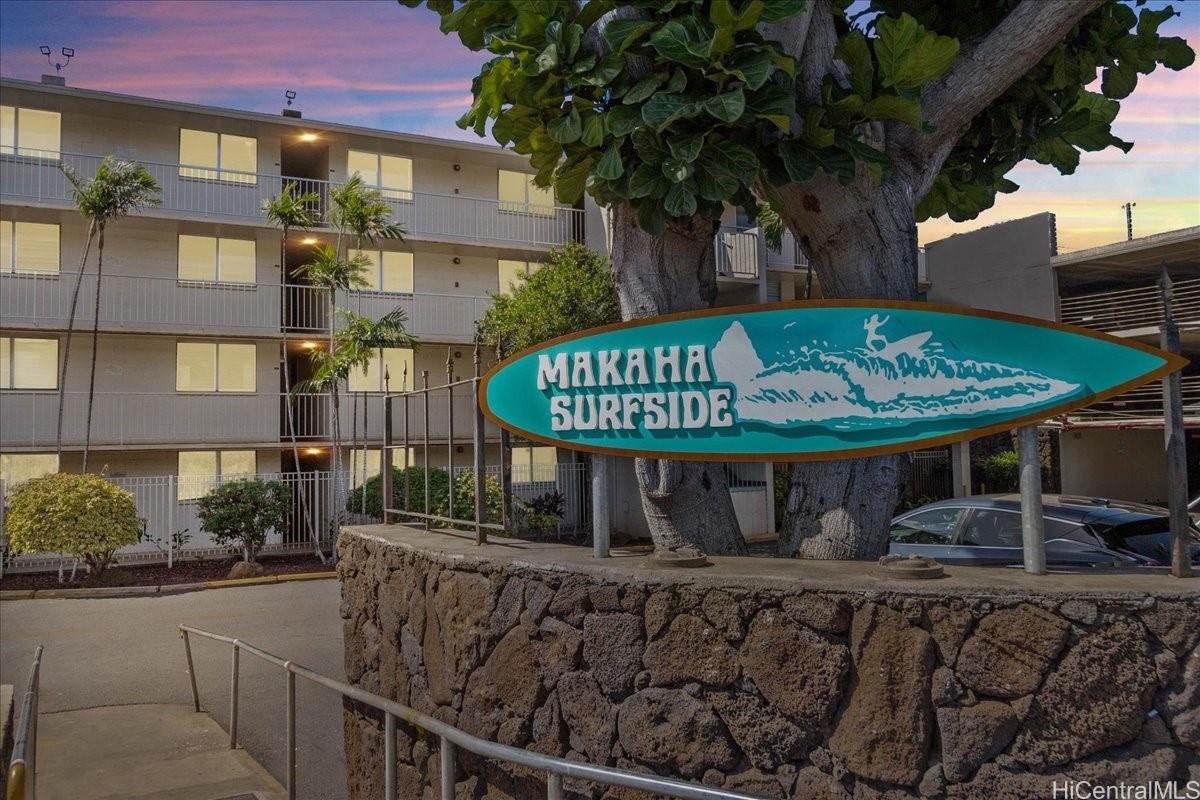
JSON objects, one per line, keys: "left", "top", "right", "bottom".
{"left": 0, "top": 579, "right": 347, "bottom": 800}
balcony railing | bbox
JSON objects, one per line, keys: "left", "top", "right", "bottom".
{"left": 1, "top": 270, "right": 283, "bottom": 335}
{"left": 290, "top": 391, "right": 500, "bottom": 442}
{"left": 1, "top": 391, "right": 279, "bottom": 448}
{"left": 1, "top": 271, "right": 492, "bottom": 342}
{"left": 0, "top": 150, "right": 585, "bottom": 248}
{"left": 1059, "top": 278, "right": 1200, "bottom": 333}
{"left": 715, "top": 226, "right": 761, "bottom": 280}
{"left": 1063, "top": 375, "right": 1200, "bottom": 425}
{"left": 766, "top": 228, "right": 810, "bottom": 272}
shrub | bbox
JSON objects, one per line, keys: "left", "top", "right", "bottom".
{"left": 346, "top": 465, "right": 450, "bottom": 518}
{"left": 446, "top": 469, "right": 504, "bottom": 524}
{"left": 196, "top": 478, "right": 291, "bottom": 563}
{"left": 4, "top": 473, "right": 140, "bottom": 580}
{"left": 514, "top": 490, "right": 565, "bottom": 539}
{"left": 979, "top": 450, "right": 1020, "bottom": 492}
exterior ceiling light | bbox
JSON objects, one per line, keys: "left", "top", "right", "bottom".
{"left": 305, "top": 448, "right": 323, "bottom": 455}
{"left": 301, "top": 341, "right": 319, "bottom": 349}
{"left": 299, "top": 132, "right": 319, "bottom": 142}
{"left": 301, "top": 237, "right": 318, "bottom": 245}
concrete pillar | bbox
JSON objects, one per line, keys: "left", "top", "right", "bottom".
{"left": 950, "top": 441, "right": 972, "bottom": 497}
{"left": 1018, "top": 426, "right": 1047, "bottom": 575}
{"left": 592, "top": 455, "right": 610, "bottom": 558}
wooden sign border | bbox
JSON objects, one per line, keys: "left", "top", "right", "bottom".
{"left": 478, "top": 299, "right": 1189, "bottom": 463}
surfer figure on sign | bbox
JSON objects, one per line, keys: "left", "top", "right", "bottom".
{"left": 863, "top": 313, "right": 933, "bottom": 365}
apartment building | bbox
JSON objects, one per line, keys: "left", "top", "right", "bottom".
{"left": 925, "top": 213, "right": 1199, "bottom": 503}
{"left": 2, "top": 75, "right": 808, "bottom": 544}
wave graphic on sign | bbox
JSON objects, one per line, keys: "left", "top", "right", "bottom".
{"left": 711, "top": 315, "right": 1083, "bottom": 430}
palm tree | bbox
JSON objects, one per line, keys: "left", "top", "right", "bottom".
{"left": 58, "top": 158, "right": 160, "bottom": 471}
{"left": 293, "top": 245, "right": 372, "bottom": 502}
{"left": 262, "top": 181, "right": 323, "bottom": 561}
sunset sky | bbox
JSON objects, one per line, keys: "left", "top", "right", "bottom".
{"left": 1, "top": 0, "right": 1196, "bottom": 252}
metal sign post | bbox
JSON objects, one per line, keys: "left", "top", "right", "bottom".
{"left": 1017, "top": 426, "right": 1046, "bottom": 575}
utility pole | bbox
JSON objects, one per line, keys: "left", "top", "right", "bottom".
{"left": 1122, "top": 202, "right": 1136, "bottom": 241}
{"left": 1159, "top": 265, "right": 1192, "bottom": 578}
{"left": 1018, "top": 426, "right": 1046, "bottom": 575}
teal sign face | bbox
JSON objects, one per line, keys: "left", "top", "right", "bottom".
{"left": 480, "top": 302, "right": 1183, "bottom": 461}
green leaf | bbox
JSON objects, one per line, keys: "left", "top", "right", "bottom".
{"left": 563, "top": 23, "right": 583, "bottom": 60}
{"left": 668, "top": 133, "right": 705, "bottom": 163}
{"left": 725, "top": 48, "right": 773, "bottom": 90}
{"left": 554, "top": 155, "right": 594, "bottom": 204}
{"left": 664, "top": 68, "right": 688, "bottom": 94}
{"left": 779, "top": 141, "right": 817, "bottom": 182}
{"left": 624, "top": 74, "right": 665, "bottom": 105}
{"left": 874, "top": 12, "right": 959, "bottom": 91}
{"left": 580, "top": 112, "right": 606, "bottom": 147}
{"left": 648, "top": 17, "right": 714, "bottom": 68}
{"left": 664, "top": 183, "right": 698, "bottom": 217}
{"left": 535, "top": 43, "right": 559, "bottom": 74}
{"left": 635, "top": 201, "right": 667, "bottom": 235}
{"left": 661, "top": 157, "right": 693, "bottom": 183}
{"left": 547, "top": 107, "right": 582, "bottom": 144}
{"left": 1159, "top": 37, "right": 1195, "bottom": 70}
{"left": 641, "top": 92, "right": 697, "bottom": 130}
{"left": 632, "top": 128, "right": 668, "bottom": 165}
{"left": 836, "top": 133, "right": 889, "bottom": 182}
{"left": 602, "top": 19, "right": 658, "bottom": 54}
{"left": 747, "top": 83, "right": 794, "bottom": 132}
{"left": 695, "top": 164, "right": 740, "bottom": 201}
{"left": 801, "top": 106, "right": 834, "bottom": 148}
{"left": 836, "top": 31, "right": 874, "bottom": 98}
{"left": 595, "top": 143, "right": 625, "bottom": 180}
{"left": 710, "top": 1, "right": 763, "bottom": 55}
{"left": 862, "top": 94, "right": 923, "bottom": 128}
{"left": 606, "top": 105, "right": 643, "bottom": 138}
{"left": 760, "top": 0, "right": 806, "bottom": 23}
{"left": 718, "top": 141, "right": 758, "bottom": 184}
{"left": 628, "top": 163, "right": 667, "bottom": 198}
{"left": 582, "top": 54, "right": 625, "bottom": 86}
{"left": 1101, "top": 60, "right": 1138, "bottom": 99}
{"left": 703, "top": 87, "right": 746, "bottom": 122}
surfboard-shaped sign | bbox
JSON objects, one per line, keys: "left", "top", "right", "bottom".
{"left": 479, "top": 301, "right": 1186, "bottom": 462}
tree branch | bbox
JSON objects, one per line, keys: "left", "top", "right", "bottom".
{"left": 912, "top": 0, "right": 1103, "bottom": 193}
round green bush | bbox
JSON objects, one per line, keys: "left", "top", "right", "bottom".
{"left": 4, "top": 473, "right": 140, "bottom": 575}
{"left": 979, "top": 450, "right": 1021, "bottom": 492}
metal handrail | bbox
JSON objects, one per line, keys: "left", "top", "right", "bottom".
{"left": 177, "top": 626, "right": 763, "bottom": 800}
{"left": 6, "top": 645, "right": 44, "bottom": 800}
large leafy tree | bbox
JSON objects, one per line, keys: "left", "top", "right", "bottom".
{"left": 405, "top": 0, "right": 1193, "bottom": 558}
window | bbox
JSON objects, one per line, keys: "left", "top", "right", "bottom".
{"left": 348, "top": 249, "right": 413, "bottom": 293}
{"left": 960, "top": 510, "right": 1024, "bottom": 548}
{"left": 1, "top": 453, "right": 59, "bottom": 487}
{"left": 177, "top": 449, "right": 257, "bottom": 501}
{"left": 347, "top": 150, "right": 413, "bottom": 200}
{"left": 1, "top": 221, "right": 59, "bottom": 274}
{"left": 0, "top": 337, "right": 58, "bottom": 389}
{"left": 348, "top": 347, "right": 413, "bottom": 392}
{"left": 177, "top": 235, "right": 255, "bottom": 283}
{"left": 175, "top": 342, "right": 256, "bottom": 392}
{"left": 0, "top": 106, "right": 61, "bottom": 158}
{"left": 889, "top": 507, "right": 962, "bottom": 545}
{"left": 497, "top": 259, "right": 543, "bottom": 295}
{"left": 179, "top": 129, "right": 257, "bottom": 184}
{"left": 498, "top": 169, "right": 554, "bottom": 215}
{"left": 512, "top": 445, "right": 557, "bottom": 483}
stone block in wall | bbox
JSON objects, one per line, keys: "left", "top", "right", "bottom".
{"left": 616, "top": 687, "right": 738, "bottom": 779}
{"left": 954, "top": 603, "right": 1070, "bottom": 699}
{"left": 644, "top": 614, "right": 738, "bottom": 687}
{"left": 582, "top": 613, "right": 644, "bottom": 696}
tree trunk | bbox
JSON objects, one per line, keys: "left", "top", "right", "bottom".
{"left": 82, "top": 224, "right": 106, "bottom": 473}
{"left": 608, "top": 203, "right": 745, "bottom": 555}
{"left": 767, "top": 177, "right": 917, "bottom": 559}
{"left": 56, "top": 220, "right": 97, "bottom": 461}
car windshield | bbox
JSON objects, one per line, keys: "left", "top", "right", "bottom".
{"left": 1091, "top": 517, "right": 1200, "bottom": 562}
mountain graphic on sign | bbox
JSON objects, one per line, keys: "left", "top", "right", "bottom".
{"left": 710, "top": 316, "right": 1083, "bottom": 430}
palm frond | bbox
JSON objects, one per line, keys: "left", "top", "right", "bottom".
{"left": 330, "top": 174, "right": 407, "bottom": 244}
{"left": 262, "top": 181, "right": 321, "bottom": 230}
{"left": 294, "top": 244, "right": 371, "bottom": 291}
{"left": 60, "top": 156, "right": 161, "bottom": 224}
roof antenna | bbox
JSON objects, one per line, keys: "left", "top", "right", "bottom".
{"left": 39, "top": 46, "right": 74, "bottom": 86}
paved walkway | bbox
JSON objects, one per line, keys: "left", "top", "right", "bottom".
{"left": 1, "top": 580, "right": 346, "bottom": 799}
{"left": 36, "top": 704, "right": 286, "bottom": 800}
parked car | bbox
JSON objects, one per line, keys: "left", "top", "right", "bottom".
{"left": 889, "top": 494, "right": 1200, "bottom": 568}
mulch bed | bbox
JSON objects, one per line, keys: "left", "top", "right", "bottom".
{"left": 0, "top": 553, "right": 331, "bottom": 591}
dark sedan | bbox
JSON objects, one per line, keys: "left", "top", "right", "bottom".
{"left": 889, "top": 494, "right": 1200, "bottom": 568}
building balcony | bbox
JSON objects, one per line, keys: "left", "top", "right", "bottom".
{"left": 285, "top": 285, "right": 493, "bottom": 344}
{"left": 1058, "top": 278, "right": 1200, "bottom": 335}
{"left": 0, "top": 150, "right": 585, "bottom": 249}
{"left": 0, "top": 391, "right": 280, "bottom": 449}
{"left": 715, "top": 226, "right": 763, "bottom": 282}
{"left": 0, "top": 271, "right": 493, "bottom": 343}
{"left": 1, "top": 270, "right": 284, "bottom": 336}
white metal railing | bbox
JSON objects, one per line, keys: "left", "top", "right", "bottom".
{"left": 1064, "top": 375, "right": 1200, "bottom": 424}
{"left": 0, "top": 391, "right": 279, "bottom": 448}
{"left": 1, "top": 270, "right": 282, "bottom": 334}
{"left": 765, "top": 228, "right": 809, "bottom": 272}
{"left": 177, "top": 625, "right": 765, "bottom": 800}
{"left": 294, "top": 391, "right": 501, "bottom": 442}
{"left": 0, "top": 471, "right": 345, "bottom": 574}
{"left": 0, "top": 150, "right": 585, "bottom": 247}
{"left": 450, "top": 462, "right": 593, "bottom": 535}
{"left": 0, "top": 271, "right": 492, "bottom": 340}
{"left": 715, "top": 226, "right": 760, "bottom": 280}
{"left": 1059, "top": 278, "right": 1200, "bottom": 332}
